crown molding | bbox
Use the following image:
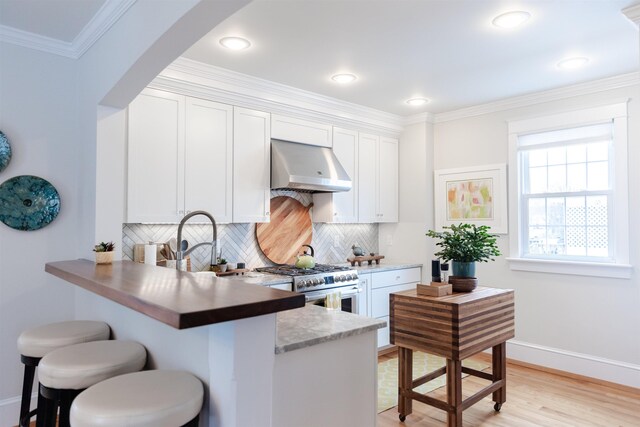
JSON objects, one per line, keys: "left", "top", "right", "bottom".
{"left": 0, "top": 0, "right": 135, "bottom": 59}
{"left": 623, "top": 4, "right": 640, "bottom": 25}
{"left": 153, "top": 57, "right": 404, "bottom": 135}
{"left": 404, "top": 112, "right": 435, "bottom": 126}
{"left": 434, "top": 73, "right": 640, "bottom": 124}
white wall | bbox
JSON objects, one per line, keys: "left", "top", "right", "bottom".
{"left": 0, "top": 1, "right": 248, "bottom": 424}
{"left": 379, "top": 119, "right": 436, "bottom": 282}
{"left": 434, "top": 84, "right": 640, "bottom": 386}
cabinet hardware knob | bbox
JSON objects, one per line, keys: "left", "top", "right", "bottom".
{"left": 266, "top": 211, "right": 270, "bottom": 215}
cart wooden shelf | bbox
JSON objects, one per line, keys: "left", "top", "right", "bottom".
{"left": 390, "top": 287, "right": 515, "bottom": 427}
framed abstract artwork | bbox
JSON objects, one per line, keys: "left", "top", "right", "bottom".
{"left": 434, "top": 164, "right": 508, "bottom": 234}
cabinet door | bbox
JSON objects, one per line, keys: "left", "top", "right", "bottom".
{"left": 357, "top": 133, "right": 378, "bottom": 223}
{"left": 312, "top": 127, "right": 358, "bottom": 223}
{"left": 185, "top": 98, "right": 233, "bottom": 223}
{"left": 233, "top": 107, "right": 271, "bottom": 223}
{"left": 271, "top": 114, "right": 332, "bottom": 147}
{"left": 358, "top": 273, "right": 371, "bottom": 317}
{"left": 127, "top": 89, "right": 184, "bottom": 223}
{"left": 377, "top": 137, "right": 398, "bottom": 222}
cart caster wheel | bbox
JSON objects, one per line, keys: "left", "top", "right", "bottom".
{"left": 494, "top": 403, "right": 502, "bottom": 412}
{"left": 399, "top": 414, "right": 406, "bottom": 422}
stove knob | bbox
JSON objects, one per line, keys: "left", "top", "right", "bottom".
{"left": 299, "top": 280, "right": 308, "bottom": 289}
{"left": 339, "top": 275, "right": 346, "bottom": 282}
{"left": 343, "top": 274, "right": 351, "bottom": 281}
{"left": 314, "top": 278, "right": 323, "bottom": 286}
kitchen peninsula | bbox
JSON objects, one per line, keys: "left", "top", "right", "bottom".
{"left": 46, "top": 260, "right": 384, "bottom": 427}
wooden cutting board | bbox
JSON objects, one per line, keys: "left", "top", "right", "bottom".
{"left": 256, "top": 196, "right": 313, "bottom": 265}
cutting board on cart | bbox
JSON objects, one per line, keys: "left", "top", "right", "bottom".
{"left": 256, "top": 196, "right": 312, "bottom": 265}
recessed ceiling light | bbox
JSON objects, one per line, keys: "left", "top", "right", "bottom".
{"left": 406, "top": 97, "right": 430, "bottom": 106}
{"left": 331, "top": 73, "right": 357, "bottom": 84}
{"left": 492, "top": 11, "right": 531, "bottom": 29}
{"left": 557, "top": 57, "right": 589, "bottom": 70}
{"left": 219, "top": 37, "right": 251, "bottom": 50}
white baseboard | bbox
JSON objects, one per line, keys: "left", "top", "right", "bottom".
{"left": 0, "top": 393, "right": 36, "bottom": 427}
{"left": 505, "top": 339, "right": 640, "bottom": 389}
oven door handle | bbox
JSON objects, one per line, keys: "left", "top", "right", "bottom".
{"left": 304, "top": 286, "right": 362, "bottom": 303}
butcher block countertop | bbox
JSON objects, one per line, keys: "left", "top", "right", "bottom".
{"left": 45, "top": 260, "right": 305, "bottom": 329}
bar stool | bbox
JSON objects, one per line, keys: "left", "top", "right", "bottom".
{"left": 37, "top": 340, "right": 147, "bottom": 427}
{"left": 17, "top": 320, "right": 110, "bottom": 427}
{"left": 70, "top": 370, "right": 204, "bottom": 427}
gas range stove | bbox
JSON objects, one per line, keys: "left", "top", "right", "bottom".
{"left": 255, "top": 264, "right": 359, "bottom": 293}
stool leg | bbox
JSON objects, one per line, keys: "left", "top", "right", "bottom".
{"left": 37, "top": 384, "right": 59, "bottom": 427}
{"left": 19, "top": 362, "right": 36, "bottom": 427}
{"left": 58, "top": 389, "right": 81, "bottom": 427}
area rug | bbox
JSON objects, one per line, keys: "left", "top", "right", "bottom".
{"left": 377, "top": 352, "right": 489, "bottom": 413}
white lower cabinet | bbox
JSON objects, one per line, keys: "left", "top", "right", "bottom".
{"left": 365, "top": 267, "right": 421, "bottom": 349}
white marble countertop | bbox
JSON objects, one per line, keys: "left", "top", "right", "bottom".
{"left": 275, "top": 305, "right": 386, "bottom": 354}
{"left": 338, "top": 262, "right": 423, "bottom": 274}
{"left": 217, "top": 272, "right": 293, "bottom": 286}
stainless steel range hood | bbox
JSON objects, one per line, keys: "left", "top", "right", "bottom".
{"left": 271, "top": 139, "right": 352, "bottom": 192}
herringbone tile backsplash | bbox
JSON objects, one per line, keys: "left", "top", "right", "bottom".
{"left": 122, "top": 191, "right": 379, "bottom": 272}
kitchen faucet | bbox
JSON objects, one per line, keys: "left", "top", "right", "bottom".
{"left": 176, "top": 210, "right": 217, "bottom": 270}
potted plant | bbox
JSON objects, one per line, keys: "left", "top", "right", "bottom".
{"left": 426, "top": 224, "right": 500, "bottom": 278}
{"left": 93, "top": 241, "right": 115, "bottom": 264}
{"left": 217, "top": 257, "right": 228, "bottom": 273}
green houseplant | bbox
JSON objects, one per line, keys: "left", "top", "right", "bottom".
{"left": 426, "top": 224, "right": 500, "bottom": 278}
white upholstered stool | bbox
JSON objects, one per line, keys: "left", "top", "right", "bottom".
{"left": 37, "top": 340, "right": 147, "bottom": 427}
{"left": 17, "top": 320, "right": 110, "bottom": 427}
{"left": 70, "top": 370, "right": 204, "bottom": 427}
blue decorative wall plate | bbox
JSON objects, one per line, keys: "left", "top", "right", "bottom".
{"left": 0, "top": 131, "right": 11, "bottom": 173}
{"left": 0, "top": 175, "right": 61, "bottom": 231}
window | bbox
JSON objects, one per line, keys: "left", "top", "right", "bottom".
{"left": 507, "top": 102, "right": 631, "bottom": 278}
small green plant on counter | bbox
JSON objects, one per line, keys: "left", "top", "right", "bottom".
{"left": 425, "top": 224, "right": 500, "bottom": 263}
{"left": 93, "top": 241, "right": 115, "bottom": 252}
{"left": 217, "top": 257, "right": 227, "bottom": 265}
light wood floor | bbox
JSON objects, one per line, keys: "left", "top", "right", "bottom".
{"left": 378, "top": 352, "right": 640, "bottom": 427}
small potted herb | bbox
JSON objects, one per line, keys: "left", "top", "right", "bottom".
{"left": 217, "top": 257, "right": 228, "bottom": 273}
{"left": 93, "top": 241, "right": 115, "bottom": 264}
{"left": 426, "top": 224, "right": 500, "bottom": 278}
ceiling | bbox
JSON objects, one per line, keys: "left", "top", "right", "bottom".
{"left": 1, "top": 0, "right": 638, "bottom": 115}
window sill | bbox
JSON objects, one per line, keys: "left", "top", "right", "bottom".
{"left": 506, "top": 257, "right": 633, "bottom": 279}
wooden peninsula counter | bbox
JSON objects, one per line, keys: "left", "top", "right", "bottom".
{"left": 45, "top": 259, "right": 305, "bottom": 329}
{"left": 45, "top": 259, "right": 382, "bottom": 427}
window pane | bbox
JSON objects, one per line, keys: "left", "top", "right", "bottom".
{"left": 587, "top": 226, "right": 608, "bottom": 257}
{"left": 528, "top": 150, "right": 547, "bottom": 167}
{"left": 566, "top": 144, "right": 586, "bottom": 164}
{"left": 528, "top": 198, "right": 546, "bottom": 226}
{"left": 547, "top": 226, "right": 566, "bottom": 255}
{"left": 566, "top": 197, "right": 585, "bottom": 226}
{"left": 566, "top": 226, "right": 586, "bottom": 256}
{"left": 528, "top": 166, "right": 547, "bottom": 194}
{"left": 586, "top": 196, "right": 608, "bottom": 226}
{"left": 547, "top": 165, "right": 566, "bottom": 192}
{"left": 567, "top": 163, "right": 586, "bottom": 191}
{"left": 527, "top": 226, "right": 546, "bottom": 255}
{"left": 587, "top": 142, "right": 609, "bottom": 162}
{"left": 547, "top": 147, "right": 566, "bottom": 165}
{"left": 587, "top": 161, "right": 609, "bottom": 190}
{"left": 547, "top": 197, "right": 565, "bottom": 226}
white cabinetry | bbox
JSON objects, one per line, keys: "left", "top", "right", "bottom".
{"left": 369, "top": 267, "right": 420, "bottom": 348}
{"left": 233, "top": 107, "right": 271, "bottom": 223}
{"left": 312, "top": 127, "right": 358, "bottom": 223}
{"left": 127, "top": 89, "right": 233, "bottom": 223}
{"left": 357, "top": 273, "right": 371, "bottom": 316}
{"left": 271, "top": 114, "right": 332, "bottom": 147}
{"left": 357, "top": 133, "right": 398, "bottom": 223}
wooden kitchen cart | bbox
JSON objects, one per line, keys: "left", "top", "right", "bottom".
{"left": 390, "top": 287, "right": 514, "bottom": 426}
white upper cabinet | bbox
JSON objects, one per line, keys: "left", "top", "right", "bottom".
{"left": 271, "top": 114, "right": 333, "bottom": 147}
{"left": 377, "top": 137, "right": 398, "bottom": 222}
{"left": 233, "top": 107, "right": 271, "bottom": 223}
{"left": 185, "top": 97, "right": 233, "bottom": 223}
{"left": 358, "top": 132, "right": 379, "bottom": 223}
{"left": 127, "top": 89, "right": 233, "bottom": 223}
{"left": 312, "top": 127, "right": 358, "bottom": 223}
{"left": 357, "top": 133, "right": 398, "bottom": 223}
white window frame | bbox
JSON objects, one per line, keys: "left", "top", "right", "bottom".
{"left": 507, "top": 102, "right": 632, "bottom": 278}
